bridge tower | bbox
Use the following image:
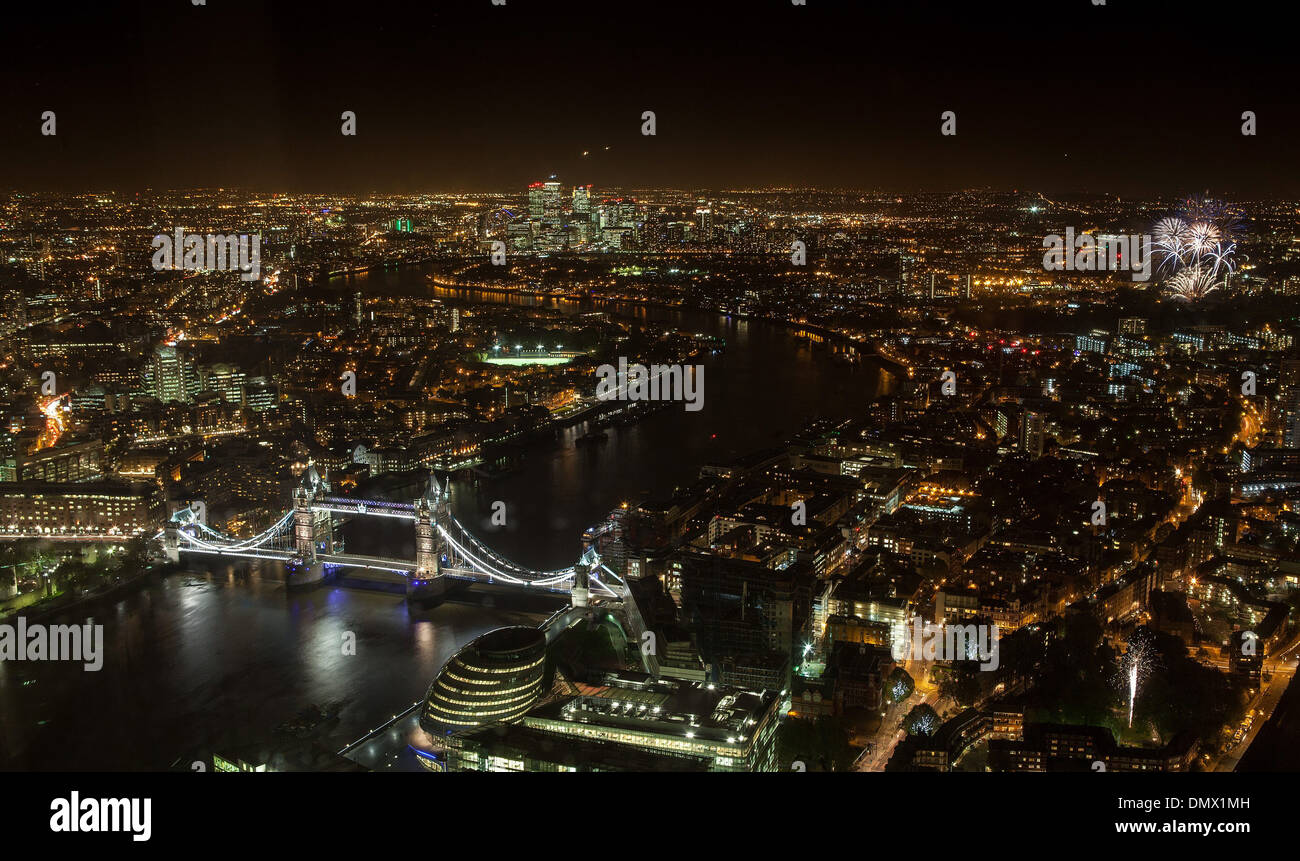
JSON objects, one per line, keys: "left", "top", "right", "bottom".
{"left": 293, "top": 485, "right": 318, "bottom": 563}
{"left": 162, "top": 522, "right": 181, "bottom": 563}
{"left": 414, "top": 473, "right": 456, "bottom": 577}
{"left": 408, "top": 474, "right": 457, "bottom": 601}
{"left": 163, "top": 504, "right": 203, "bottom": 564}
{"left": 289, "top": 463, "right": 332, "bottom": 587}
{"left": 414, "top": 498, "right": 438, "bottom": 576}
{"left": 572, "top": 547, "right": 597, "bottom": 608}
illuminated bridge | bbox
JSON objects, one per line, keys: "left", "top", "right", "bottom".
{"left": 159, "top": 467, "right": 625, "bottom": 602}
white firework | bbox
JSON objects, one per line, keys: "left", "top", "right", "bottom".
{"left": 1117, "top": 639, "right": 1156, "bottom": 729}
{"left": 1152, "top": 217, "right": 1190, "bottom": 274}
{"left": 1152, "top": 216, "right": 1188, "bottom": 249}
{"left": 1167, "top": 264, "right": 1220, "bottom": 301}
{"left": 1152, "top": 198, "right": 1242, "bottom": 300}
{"left": 1205, "top": 240, "right": 1237, "bottom": 277}
{"left": 1184, "top": 221, "right": 1221, "bottom": 258}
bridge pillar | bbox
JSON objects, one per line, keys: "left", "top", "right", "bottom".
{"left": 406, "top": 571, "right": 449, "bottom": 601}
{"left": 286, "top": 561, "right": 325, "bottom": 588}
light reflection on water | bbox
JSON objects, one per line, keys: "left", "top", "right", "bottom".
{"left": 0, "top": 272, "right": 894, "bottom": 771}
{"left": 0, "top": 564, "right": 551, "bottom": 770}
{"left": 421, "top": 286, "right": 892, "bottom": 570}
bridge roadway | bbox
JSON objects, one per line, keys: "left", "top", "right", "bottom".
{"left": 173, "top": 545, "right": 297, "bottom": 563}
{"left": 173, "top": 539, "right": 584, "bottom": 595}
{"left": 317, "top": 552, "right": 422, "bottom": 574}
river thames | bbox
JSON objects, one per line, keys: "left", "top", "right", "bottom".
{"left": 0, "top": 266, "right": 894, "bottom": 770}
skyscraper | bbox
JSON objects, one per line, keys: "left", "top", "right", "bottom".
{"left": 151, "top": 345, "right": 195, "bottom": 404}
{"left": 541, "top": 181, "right": 563, "bottom": 222}
{"left": 899, "top": 253, "right": 917, "bottom": 295}
{"left": 572, "top": 184, "right": 591, "bottom": 215}
{"left": 1281, "top": 357, "right": 1300, "bottom": 448}
{"left": 527, "top": 182, "right": 545, "bottom": 219}
{"left": 1021, "top": 409, "right": 1047, "bottom": 459}
{"left": 694, "top": 206, "right": 713, "bottom": 246}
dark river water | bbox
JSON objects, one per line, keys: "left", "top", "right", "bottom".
{"left": 0, "top": 266, "right": 895, "bottom": 771}
{"left": 421, "top": 283, "right": 894, "bottom": 570}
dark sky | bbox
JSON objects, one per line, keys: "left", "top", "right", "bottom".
{"left": 1, "top": 0, "right": 1295, "bottom": 196}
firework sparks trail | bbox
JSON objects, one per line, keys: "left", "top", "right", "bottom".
{"left": 1129, "top": 661, "right": 1138, "bottom": 728}
{"left": 1168, "top": 264, "right": 1221, "bottom": 300}
{"left": 1117, "top": 639, "right": 1155, "bottom": 730}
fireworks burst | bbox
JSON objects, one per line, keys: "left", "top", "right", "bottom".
{"left": 1167, "top": 264, "right": 1222, "bottom": 301}
{"left": 1151, "top": 217, "right": 1189, "bottom": 275}
{"left": 1116, "top": 639, "right": 1156, "bottom": 729}
{"left": 1151, "top": 196, "right": 1243, "bottom": 301}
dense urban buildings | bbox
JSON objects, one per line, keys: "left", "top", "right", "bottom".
{"left": 2, "top": 8, "right": 1298, "bottom": 828}
{"left": 3, "top": 181, "right": 1299, "bottom": 779}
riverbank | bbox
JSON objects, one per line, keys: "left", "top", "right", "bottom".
{"left": 0, "top": 563, "right": 174, "bottom": 625}
{"left": 427, "top": 273, "right": 907, "bottom": 382}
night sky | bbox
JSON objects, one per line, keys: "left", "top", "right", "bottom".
{"left": 1, "top": 0, "right": 1295, "bottom": 195}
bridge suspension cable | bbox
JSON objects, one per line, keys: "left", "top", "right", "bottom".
{"left": 176, "top": 512, "right": 294, "bottom": 551}
{"left": 435, "top": 524, "right": 575, "bottom": 586}
{"left": 442, "top": 512, "right": 577, "bottom": 578}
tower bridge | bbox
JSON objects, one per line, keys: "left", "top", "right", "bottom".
{"left": 160, "top": 466, "right": 624, "bottom": 603}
